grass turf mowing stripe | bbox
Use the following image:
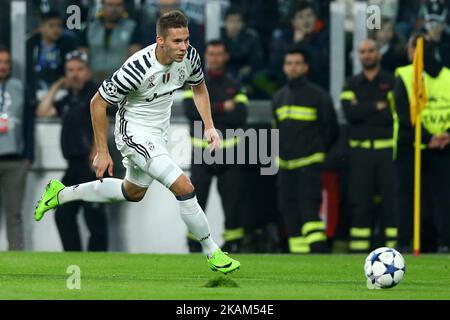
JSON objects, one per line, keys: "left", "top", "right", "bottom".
{"left": 0, "top": 252, "right": 449, "bottom": 300}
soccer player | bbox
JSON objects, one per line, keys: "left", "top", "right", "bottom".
{"left": 34, "top": 10, "right": 240, "bottom": 274}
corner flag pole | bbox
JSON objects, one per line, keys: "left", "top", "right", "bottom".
{"left": 411, "top": 36, "right": 427, "bottom": 257}
{"left": 413, "top": 111, "right": 421, "bottom": 256}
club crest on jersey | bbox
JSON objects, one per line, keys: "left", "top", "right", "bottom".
{"left": 162, "top": 72, "right": 171, "bottom": 84}
{"left": 148, "top": 75, "right": 156, "bottom": 88}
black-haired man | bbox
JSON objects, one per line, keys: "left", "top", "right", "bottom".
{"left": 183, "top": 39, "right": 248, "bottom": 253}
{"left": 340, "top": 39, "right": 396, "bottom": 253}
{"left": 37, "top": 51, "right": 108, "bottom": 252}
{"left": 273, "top": 47, "right": 338, "bottom": 254}
{"left": 27, "top": 10, "right": 77, "bottom": 105}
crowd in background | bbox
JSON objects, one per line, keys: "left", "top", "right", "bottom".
{"left": 0, "top": 0, "right": 450, "bottom": 254}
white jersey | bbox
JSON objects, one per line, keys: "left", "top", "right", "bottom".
{"left": 98, "top": 43, "right": 204, "bottom": 138}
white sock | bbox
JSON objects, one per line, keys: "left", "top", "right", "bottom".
{"left": 178, "top": 196, "right": 219, "bottom": 256}
{"left": 58, "top": 178, "right": 127, "bottom": 205}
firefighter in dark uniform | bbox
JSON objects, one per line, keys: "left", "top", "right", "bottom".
{"left": 183, "top": 39, "right": 248, "bottom": 253}
{"left": 36, "top": 51, "right": 108, "bottom": 251}
{"left": 340, "top": 39, "right": 397, "bottom": 253}
{"left": 273, "top": 47, "right": 338, "bottom": 253}
{"left": 393, "top": 34, "right": 450, "bottom": 253}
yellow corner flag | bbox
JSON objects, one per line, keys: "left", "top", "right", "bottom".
{"left": 411, "top": 36, "right": 428, "bottom": 256}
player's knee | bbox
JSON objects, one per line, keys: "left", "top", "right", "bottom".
{"left": 122, "top": 182, "right": 147, "bottom": 202}
{"left": 177, "top": 183, "right": 195, "bottom": 198}
{"left": 127, "top": 190, "right": 146, "bottom": 202}
{"left": 171, "top": 174, "right": 195, "bottom": 198}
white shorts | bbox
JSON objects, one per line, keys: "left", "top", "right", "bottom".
{"left": 115, "top": 132, "right": 183, "bottom": 189}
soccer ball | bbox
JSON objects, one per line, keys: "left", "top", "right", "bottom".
{"left": 364, "top": 247, "right": 406, "bottom": 289}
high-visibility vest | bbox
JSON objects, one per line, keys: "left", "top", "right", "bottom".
{"left": 395, "top": 65, "right": 450, "bottom": 135}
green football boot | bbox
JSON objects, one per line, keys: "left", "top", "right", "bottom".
{"left": 34, "top": 179, "right": 65, "bottom": 221}
{"left": 207, "top": 248, "right": 240, "bottom": 274}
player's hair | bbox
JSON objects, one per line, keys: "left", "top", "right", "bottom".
{"left": 40, "top": 10, "right": 62, "bottom": 24}
{"left": 284, "top": 45, "right": 311, "bottom": 65}
{"left": 156, "top": 10, "right": 188, "bottom": 37}
{"left": 205, "top": 39, "right": 228, "bottom": 52}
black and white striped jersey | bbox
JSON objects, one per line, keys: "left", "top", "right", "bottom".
{"left": 98, "top": 43, "right": 204, "bottom": 136}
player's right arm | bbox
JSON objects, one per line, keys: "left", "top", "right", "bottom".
{"left": 90, "top": 92, "right": 113, "bottom": 181}
{"left": 92, "top": 55, "right": 145, "bottom": 180}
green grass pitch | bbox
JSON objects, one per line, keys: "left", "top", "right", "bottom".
{"left": 0, "top": 252, "right": 449, "bottom": 299}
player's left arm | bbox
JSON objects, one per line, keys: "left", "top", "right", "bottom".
{"left": 191, "top": 81, "right": 220, "bottom": 151}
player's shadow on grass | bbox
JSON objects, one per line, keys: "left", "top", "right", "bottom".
{"left": 203, "top": 276, "right": 239, "bottom": 288}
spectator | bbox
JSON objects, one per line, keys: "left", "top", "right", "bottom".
{"left": 0, "top": 1, "right": 11, "bottom": 47}
{"left": 78, "top": 0, "right": 142, "bottom": 82}
{"left": 393, "top": 34, "right": 450, "bottom": 253}
{"left": 138, "top": 0, "right": 206, "bottom": 53}
{"left": 26, "top": 10, "right": 77, "bottom": 106}
{"left": 272, "top": 47, "right": 338, "bottom": 254}
{"left": 371, "top": 17, "right": 409, "bottom": 73}
{"left": 0, "top": 46, "right": 34, "bottom": 251}
{"left": 395, "top": 0, "right": 422, "bottom": 39}
{"left": 36, "top": 50, "right": 108, "bottom": 252}
{"left": 422, "top": 0, "right": 450, "bottom": 68}
{"left": 368, "top": 0, "right": 399, "bottom": 21}
{"left": 220, "top": 6, "right": 263, "bottom": 95}
{"left": 183, "top": 39, "right": 248, "bottom": 253}
{"left": 228, "top": 0, "right": 279, "bottom": 60}
{"left": 271, "top": 1, "right": 330, "bottom": 90}
{"left": 340, "top": 39, "right": 396, "bottom": 253}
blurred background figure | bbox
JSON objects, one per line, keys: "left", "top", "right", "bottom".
{"left": 183, "top": 40, "right": 248, "bottom": 253}
{"left": 36, "top": 51, "right": 108, "bottom": 252}
{"left": 78, "top": 0, "right": 142, "bottom": 82}
{"left": 341, "top": 39, "right": 396, "bottom": 253}
{"left": 228, "top": 0, "right": 279, "bottom": 62}
{"left": 393, "top": 34, "right": 450, "bottom": 253}
{"left": 0, "top": 46, "right": 34, "bottom": 251}
{"left": 26, "top": 0, "right": 91, "bottom": 36}
{"left": 220, "top": 6, "right": 263, "bottom": 97}
{"left": 273, "top": 47, "right": 338, "bottom": 254}
{"left": 371, "top": 17, "right": 409, "bottom": 73}
{"left": 0, "top": 1, "right": 11, "bottom": 48}
{"left": 422, "top": 0, "right": 450, "bottom": 68}
{"left": 137, "top": 0, "right": 206, "bottom": 53}
{"left": 271, "top": 1, "right": 330, "bottom": 90}
{"left": 27, "top": 10, "right": 77, "bottom": 107}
